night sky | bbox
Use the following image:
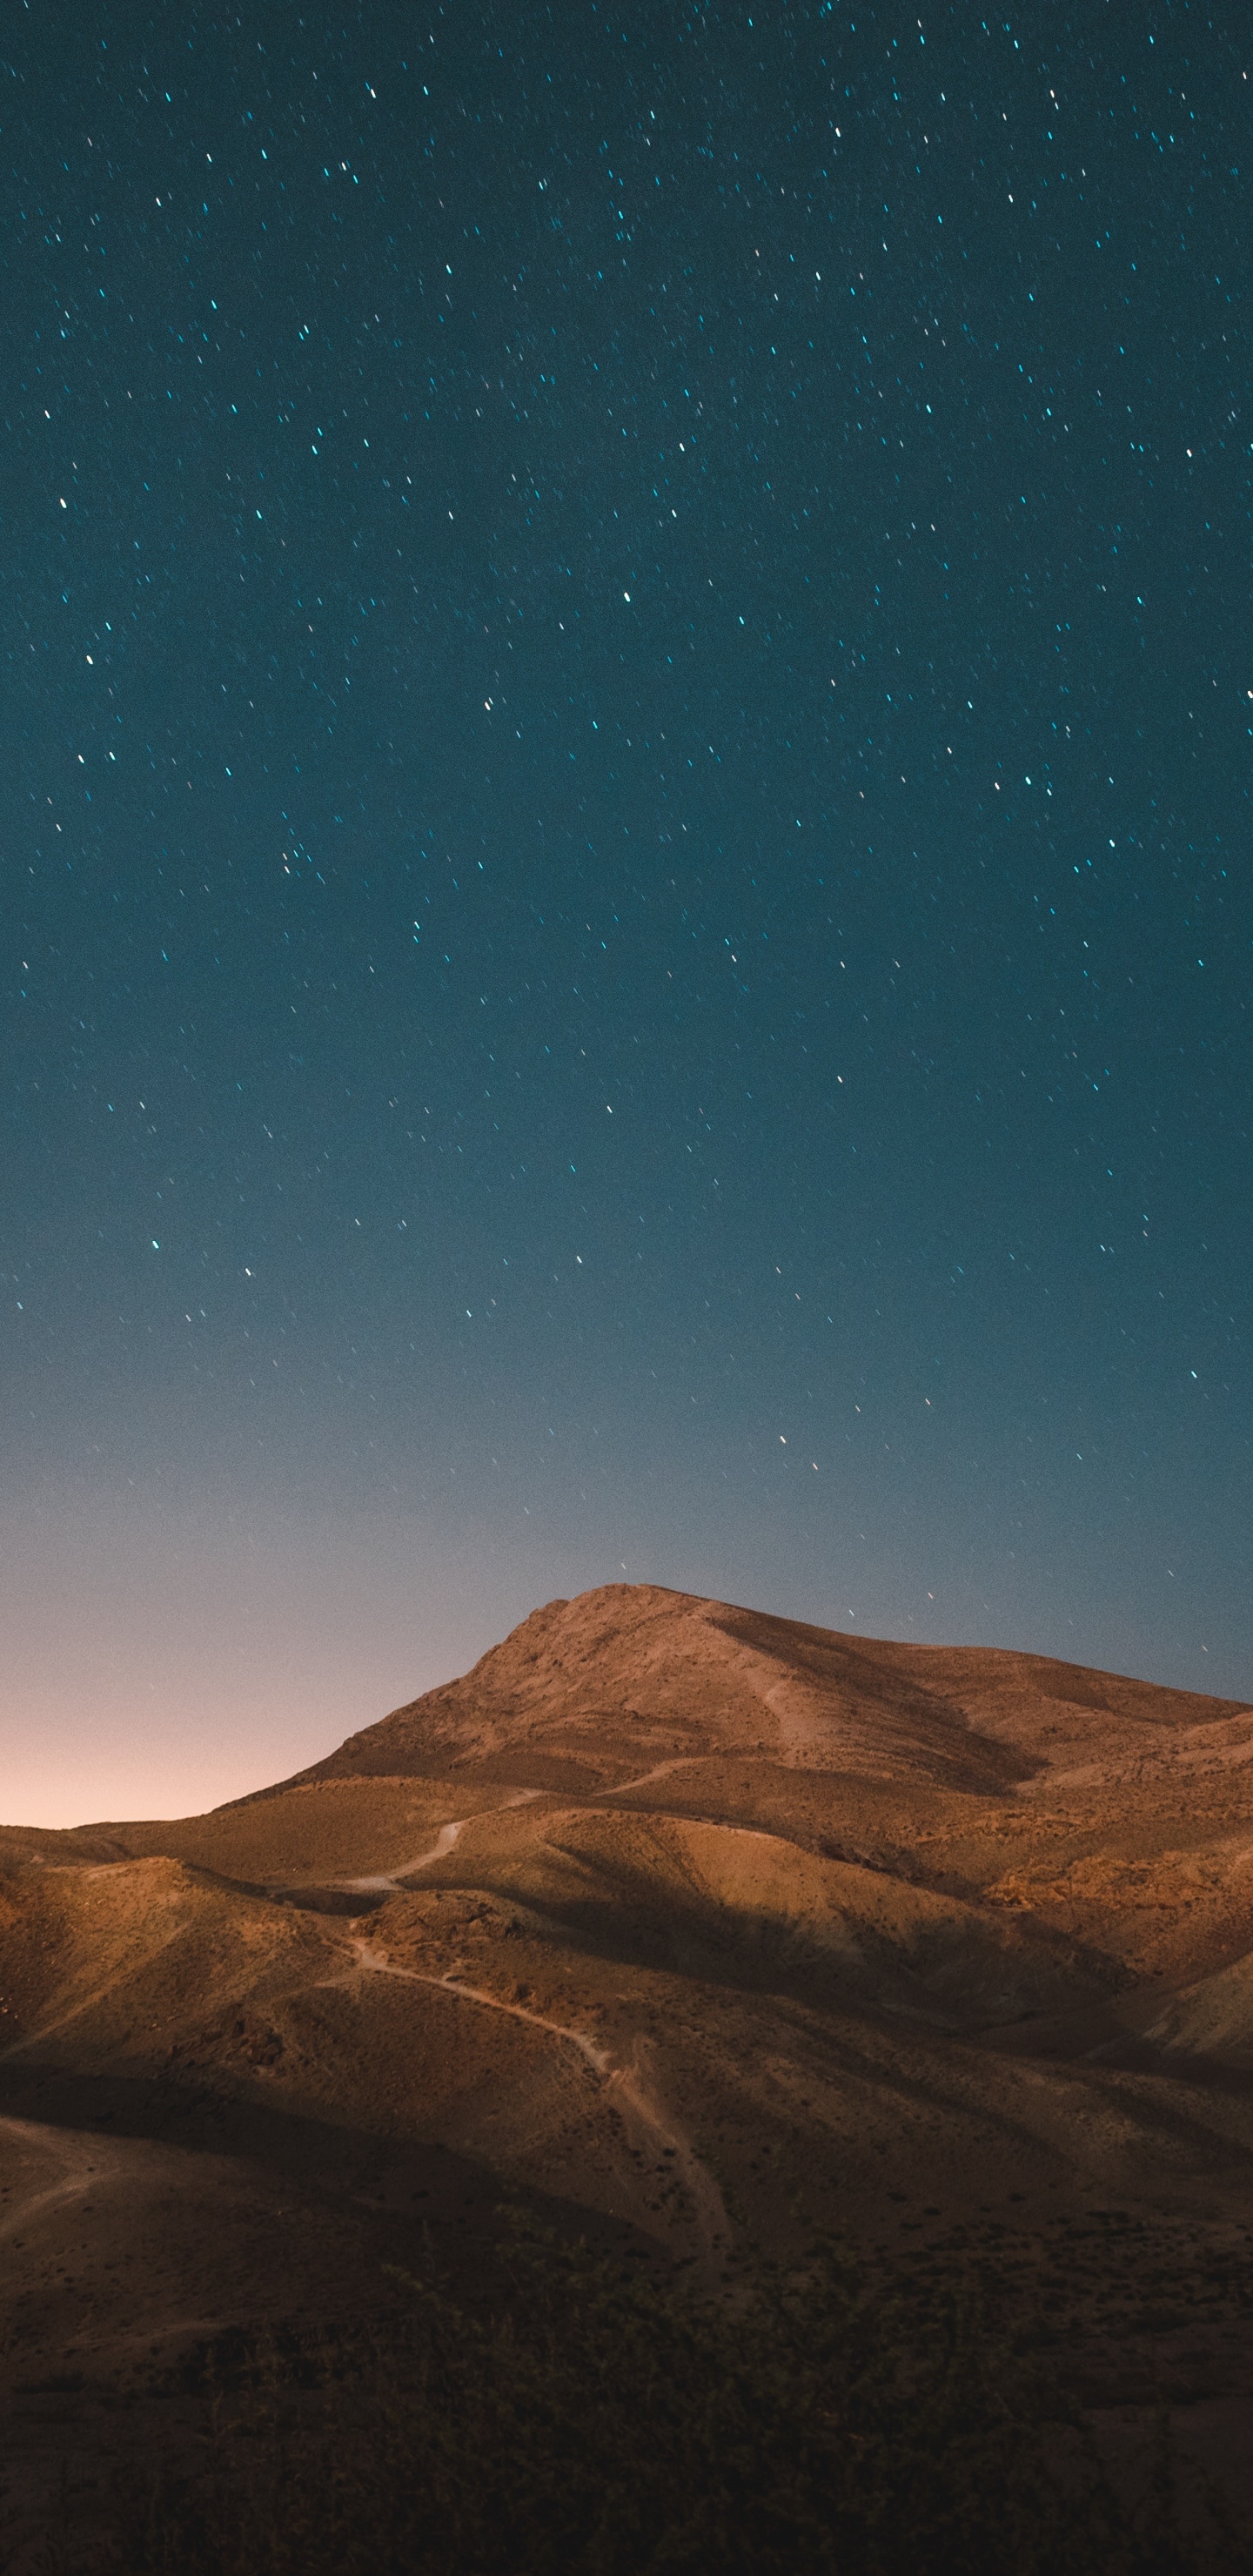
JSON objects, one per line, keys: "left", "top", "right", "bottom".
{"left": 3, "top": 5, "right": 1250, "bottom": 1823}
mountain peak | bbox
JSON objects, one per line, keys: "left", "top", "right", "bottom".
{"left": 256, "top": 1582, "right": 1239, "bottom": 1807}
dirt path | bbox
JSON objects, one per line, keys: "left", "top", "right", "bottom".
{"left": 285, "top": 1782, "right": 784, "bottom": 1905}
{"left": 292, "top": 1788, "right": 546, "bottom": 1899}
{"left": 593, "top": 1778, "right": 794, "bottom": 1853}
{"left": 601, "top": 1756, "right": 703, "bottom": 1799}
{"left": 346, "top": 1938, "right": 727, "bottom": 2266}
{"left": 349, "top": 1935, "right": 610, "bottom": 2070}
{"left": 342, "top": 1818, "right": 466, "bottom": 1895}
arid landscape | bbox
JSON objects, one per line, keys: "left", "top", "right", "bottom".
{"left": 4, "top": 1582, "right": 1253, "bottom": 2566}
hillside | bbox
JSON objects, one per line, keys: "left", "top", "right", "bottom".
{"left": 265, "top": 1582, "right": 1245, "bottom": 1795}
{"left": 3, "top": 1584, "right": 1253, "bottom": 2562}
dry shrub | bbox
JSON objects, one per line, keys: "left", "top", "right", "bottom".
{"left": 81, "top": 2234, "right": 1228, "bottom": 2576}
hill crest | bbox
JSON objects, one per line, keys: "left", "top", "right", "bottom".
{"left": 254, "top": 1581, "right": 1246, "bottom": 1805}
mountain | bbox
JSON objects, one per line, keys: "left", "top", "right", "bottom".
{"left": 269, "top": 1580, "right": 1242, "bottom": 1796}
{"left": 3, "top": 1583, "right": 1253, "bottom": 2560}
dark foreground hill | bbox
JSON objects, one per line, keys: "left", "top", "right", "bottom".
{"left": 3, "top": 1585, "right": 1253, "bottom": 2567}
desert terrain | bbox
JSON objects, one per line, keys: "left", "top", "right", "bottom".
{"left": 3, "top": 1581, "right": 1253, "bottom": 2563}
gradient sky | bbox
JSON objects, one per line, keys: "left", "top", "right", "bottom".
{"left": 3, "top": 4, "right": 1250, "bottom": 1825}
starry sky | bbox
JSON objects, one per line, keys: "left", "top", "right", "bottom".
{"left": 3, "top": 4, "right": 1250, "bottom": 1822}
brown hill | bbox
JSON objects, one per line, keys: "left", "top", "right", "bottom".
{"left": 3, "top": 1583, "right": 1253, "bottom": 2561}
{"left": 266, "top": 1581, "right": 1243, "bottom": 1796}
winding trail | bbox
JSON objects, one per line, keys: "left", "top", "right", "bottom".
{"left": 296, "top": 1783, "right": 731, "bottom": 2264}
{"left": 327, "top": 1787, "right": 782, "bottom": 2268}
{"left": 593, "top": 1774, "right": 787, "bottom": 1850}
{"left": 342, "top": 1817, "right": 466, "bottom": 1895}
{"left": 345, "top": 1937, "right": 727, "bottom": 2267}
{"left": 350, "top": 1937, "right": 609, "bottom": 2070}
{"left": 600, "top": 1755, "right": 702, "bottom": 1800}
{"left": 272, "top": 1787, "right": 545, "bottom": 1901}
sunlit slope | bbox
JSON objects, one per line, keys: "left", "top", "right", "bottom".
{"left": 0, "top": 1848, "right": 722, "bottom": 2261}
{"left": 1, "top": 1780, "right": 507, "bottom": 1893}
{"left": 3, "top": 1581, "right": 1253, "bottom": 2307}
{"left": 114, "top": 1775, "right": 507, "bottom": 1887}
{"left": 406, "top": 1798, "right": 1110, "bottom": 2029}
{"left": 275, "top": 1583, "right": 1245, "bottom": 1796}
{"left": 0, "top": 1856, "right": 336, "bottom": 2067}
